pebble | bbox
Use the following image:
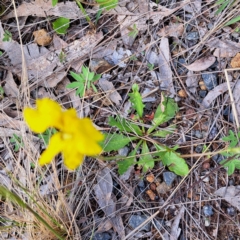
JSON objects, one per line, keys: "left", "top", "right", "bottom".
{"left": 199, "top": 90, "right": 207, "bottom": 98}
{"left": 93, "top": 232, "right": 112, "bottom": 240}
{"left": 204, "top": 218, "right": 210, "bottom": 227}
{"left": 201, "top": 73, "right": 218, "bottom": 90}
{"left": 163, "top": 172, "right": 177, "bottom": 186}
{"left": 199, "top": 80, "right": 207, "bottom": 90}
{"left": 227, "top": 207, "right": 235, "bottom": 216}
{"left": 129, "top": 215, "right": 151, "bottom": 231}
{"left": 186, "top": 32, "right": 199, "bottom": 41}
{"left": 195, "top": 130, "right": 203, "bottom": 139}
{"left": 203, "top": 205, "right": 214, "bottom": 216}
{"left": 195, "top": 145, "right": 203, "bottom": 153}
{"left": 208, "top": 126, "right": 218, "bottom": 140}
{"left": 138, "top": 180, "right": 146, "bottom": 192}
{"left": 229, "top": 179, "right": 235, "bottom": 186}
{"left": 153, "top": 219, "right": 165, "bottom": 231}
{"left": 178, "top": 89, "right": 187, "bottom": 98}
{"left": 118, "top": 147, "right": 129, "bottom": 157}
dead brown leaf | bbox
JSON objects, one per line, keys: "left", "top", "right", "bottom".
{"left": 186, "top": 71, "right": 198, "bottom": 93}
{"left": 94, "top": 168, "right": 125, "bottom": 238}
{"left": 157, "top": 23, "right": 184, "bottom": 38}
{"left": 33, "top": 29, "right": 52, "bottom": 46}
{"left": 231, "top": 53, "right": 240, "bottom": 68}
{"left": 99, "top": 78, "right": 122, "bottom": 106}
{"left": 3, "top": 0, "right": 83, "bottom": 19}
{"left": 158, "top": 37, "right": 175, "bottom": 96}
{"left": 202, "top": 82, "right": 233, "bottom": 109}
{"left": 184, "top": 56, "right": 216, "bottom": 71}
{"left": 215, "top": 186, "right": 240, "bottom": 211}
{"left": 3, "top": 71, "right": 19, "bottom": 98}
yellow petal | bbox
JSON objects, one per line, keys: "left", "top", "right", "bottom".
{"left": 62, "top": 146, "right": 84, "bottom": 170}
{"left": 38, "top": 133, "right": 63, "bottom": 166}
{"left": 23, "top": 98, "right": 62, "bottom": 133}
{"left": 74, "top": 118, "right": 104, "bottom": 155}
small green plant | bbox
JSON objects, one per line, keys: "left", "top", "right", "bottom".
{"left": 52, "top": 17, "right": 70, "bottom": 35}
{"left": 147, "top": 63, "right": 154, "bottom": 71}
{"left": 2, "top": 30, "right": 12, "bottom": 42}
{"left": 128, "top": 24, "right": 139, "bottom": 38}
{"left": 0, "top": 86, "right": 4, "bottom": 98}
{"left": 130, "top": 55, "right": 138, "bottom": 61}
{"left": 100, "top": 83, "right": 189, "bottom": 176}
{"left": 59, "top": 50, "right": 66, "bottom": 63}
{"left": 10, "top": 134, "right": 24, "bottom": 152}
{"left": 38, "top": 128, "right": 57, "bottom": 145}
{"left": 219, "top": 130, "right": 240, "bottom": 175}
{"left": 66, "top": 66, "right": 101, "bottom": 97}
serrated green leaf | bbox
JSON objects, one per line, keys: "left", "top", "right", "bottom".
{"left": 66, "top": 82, "right": 81, "bottom": 89}
{"left": 129, "top": 83, "right": 145, "bottom": 118}
{"left": 222, "top": 130, "right": 238, "bottom": 148}
{"left": 82, "top": 66, "right": 88, "bottom": 76}
{"left": 70, "top": 71, "right": 84, "bottom": 82}
{"left": 155, "top": 144, "right": 189, "bottom": 176}
{"left": 100, "top": 133, "right": 138, "bottom": 152}
{"left": 52, "top": 0, "right": 58, "bottom": 6}
{"left": 109, "top": 116, "right": 143, "bottom": 135}
{"left": 52, "top": 17, "right": 70, "bottom": 35}
{"left": 138, "top": 141, "right": 154, "bottom": 172}
{"left": 220, "top": 158, "right": 240, "bottom": 175}
{"left": 92, "top": 74, "right": 101, "bottom": 81}
{"left": 91, "top": 84, "right": 98, "bottom": 93}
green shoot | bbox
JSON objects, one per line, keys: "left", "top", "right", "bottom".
{"left": 52, "top": 17, "right": 70, "bottom": 35}
{"left": 147, "top": 63, "right": 154, "bottom": 71}
{"left": 10, "top": 134, "right": 24, "bottom": 152}
{"left": 66, "top": 66, "right": 101, "bottom": 97}
{"left": 2, "top": 30, "right": 12, "bottom": 42}
{"left": 128, "top": 24, "right": 138, "bottom": 38}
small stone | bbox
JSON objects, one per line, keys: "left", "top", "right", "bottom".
{"left": 156, "top": 182, "right": 170, "bottom": 194}
{"left": 195, "top": 130, "right": 203, "bottom": 139}
{"left": 163, "top": 172, "right": 177, "bottom": 186}
{"left": 153, "top": 219, "right": 165, "bottom": 231}
{"left": 186, "top": 32, "right": 199, "bottom": 40}
{"left": 93, "top": 232, "right": 112, "bottom": 240}
{"left": 229, "top": 179, "right": 235, "bottom": 186}
{"left": 199, "top": 81, "right": 207, "bottom": 90}
{"left": 204, "top": 218, "right": 210, "bottom": 227}
{"left": 150, "top": 182, "right": 157, "bottom": 191}
{"left": 223, "top": 106, "right": 234, "bottom": 123}
{"left": 146, "top": 189, "right": 156, "bottom": 201}
{"left": 201, "top": 73, "right": 218, "bottom": 90}
{"left": 178, "top": 89, "right": 187, "bottom": 98}
{"left": 138, "top": 180, "right": 146, "bottom": 192}
{"left": 146, "top": 173, "right": 155, "bottom": 183}
{"left": 199, "top": 90, "right": 207, "bottom": 98}
{"left": 201, "top": 175, "right": 210, "bottom": 182}
{"left": 202, "top": 162, "right": 210, "bottom": 169}
{"left": 129, "top": 215, "right": 151, "bottom": 231}
{"left": 208, "top": 126, "right": 218, "bottom": 140}
{"left": 118, "top": 147, "right": 129, "bottom": 157}
{"left": 195, "top": 145, "right": 203, "bottom": 153}
{"left": 227, "top": 207, "right": 235, "bottom": 216}
{"left": 203, "top": 205, "right": 214, "bottom": 216}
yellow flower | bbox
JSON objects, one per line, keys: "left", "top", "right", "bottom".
{"left": 23, "top": 98, "right": 104, "bottom": 170}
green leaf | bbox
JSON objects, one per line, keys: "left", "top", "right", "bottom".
{"left": 96, "top": 0, "right": 118, "bottom": 10}
{"left": 52, "top": 17, "right": 70, "bottom": 35}
{"left": 155, "top": 144, "right": 189, "bottom": 176}
{"left": 138, "top": 141, "right": 154, "bottom": 172}
{"left": 152, "top": 125, "right": 176, "bottom": 137}
{"left": 10, "top": 134, "right": 23, "bottom": 152}
{"left": 52, "top": 0, "right": 58, "bottom": 6}
{"left": 38, "top": 128, "right": 57, "bottom": 145}
{"left": 225, "top": 15, "right": 240, "bottom": 26}
{"left": 220, "top": 158, "right": 240, "bottom": 175}
{"left": 66, "top": 82, "right": 82, "bottom": 89}
{"left": 109, "top": 116, "right": 143, "bottom": 135}
{"left": 222, "top": 130, "right": 238, "bottom": 148}
{"left": 117, "top": 148, "right": 138, "bottom": 175}
{"left": 129, "top": 83, "right": 145, "bottom": 118}
{"left": 100, "top": 133, "right": 138, "bottom": 152}
{"left": 148, "top": 95, "right": 178, "bottom": 133}
{"left": 2, "top": 30, "right": 12, "bottom": 42}
{"left": 70, "top": 71, "right": 84, "bottom": 82}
